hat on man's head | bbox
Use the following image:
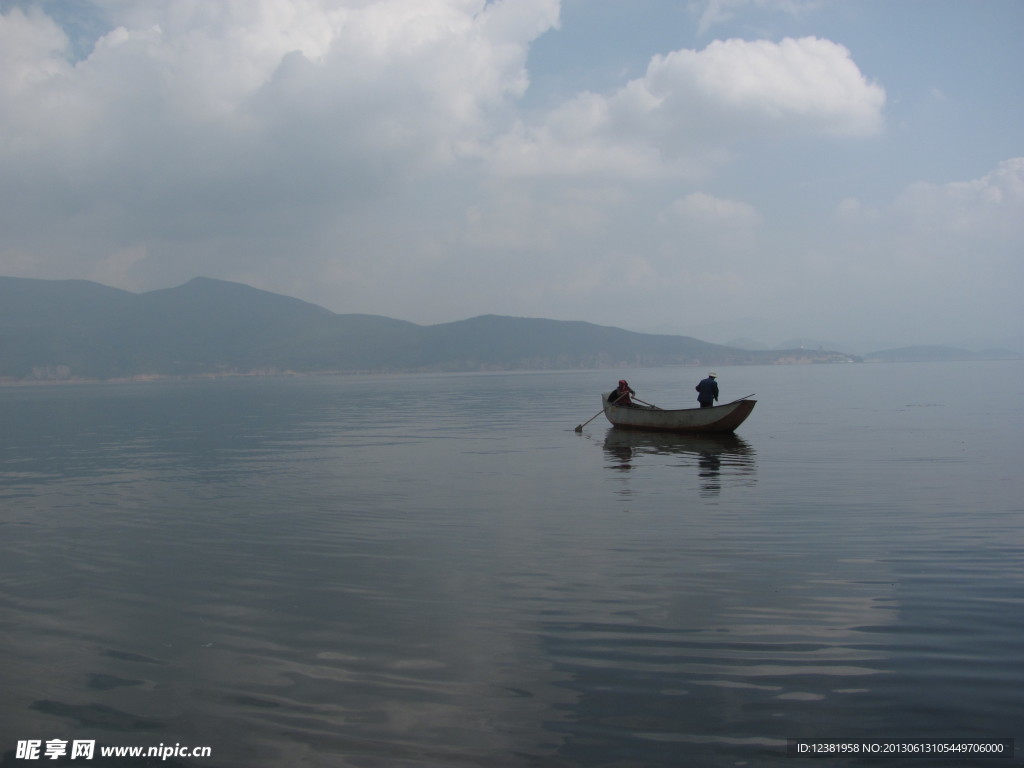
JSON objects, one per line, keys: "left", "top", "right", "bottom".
{"left": 709, "top": 372, "right": 717, "bottom": 378}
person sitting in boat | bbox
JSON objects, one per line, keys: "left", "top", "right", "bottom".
{"left": 609, "top": 379, "right": 636, "bottom": 406}
{"left": 695, "top": 372, "right": 719, "bottom": 408}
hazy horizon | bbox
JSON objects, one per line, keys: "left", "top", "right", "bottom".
{"left": 1, "top": 1, "right": 1021, "bottom": 353}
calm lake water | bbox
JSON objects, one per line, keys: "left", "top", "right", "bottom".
{"left": 1, "top": 361, "right": 1022, "bottom": 767}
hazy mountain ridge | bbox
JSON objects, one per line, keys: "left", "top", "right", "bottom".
{"left": 863, "top": 345, "right": 1021, "bottom": 363}
{"left": 1, "top": 276, "right": 860, "bottom": 381}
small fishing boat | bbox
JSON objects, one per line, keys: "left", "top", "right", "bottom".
{"left": 602, "top": 396, "right": 756, "bottom": 434}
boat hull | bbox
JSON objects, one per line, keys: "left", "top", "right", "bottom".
{"left": 602, "top": 397, "right": 756, "bottom": 434}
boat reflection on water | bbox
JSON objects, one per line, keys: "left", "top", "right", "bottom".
{"left": 602, "top": 428, "right": 757, "bottom": 496}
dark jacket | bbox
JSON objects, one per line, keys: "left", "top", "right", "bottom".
{"left": 695, "top": 376, "right": 719, "bottom": 405}
{"left": 609, "top": 382, "right": 635, "bottom": 406}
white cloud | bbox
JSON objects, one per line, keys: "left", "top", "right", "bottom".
{"left": 0, "top": 7, "right": 70, "bottom": 97}
{"left": 0, "top": 0, "right": 560, "bottom": 163}
{"left": 0, "top": 0, "right": 561, "bottom": 283}
{"left": 837, "top": 158, "right": 1024, "bottom": 246}
{"left": 647, "top": 37, "right": 885, "bottom": 138}
{"left": 0, "top": 1, "right": 1017, "bottom": 350}
{"left": 820, "top": 158, "right": 1024, "bottom": 339}
{"left": 0, "top": 8, "right": 77, "bottom": 151}
{"left": 892, "top": 157, "right": 1024, "bottom": 237}
{"left": 488, "top": 36, "right": 884, "bottom": 178}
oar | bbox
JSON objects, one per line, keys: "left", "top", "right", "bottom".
{"left": 574, "top": 409, "right": 605, "bottom": 432}
{"left": 575, "top": 391, "right": 627, "bottom": 432}
{"left": 728, "top": 393, "right": 755, "bottom": 403}
{"left": 633, "top": 396, "right": 663, "bottom": 409}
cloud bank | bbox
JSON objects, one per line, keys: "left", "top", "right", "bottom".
{"left": 0, "top": 0, "right": 1019, "bottom": 350}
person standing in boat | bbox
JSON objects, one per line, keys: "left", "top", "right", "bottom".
{"left": 696, "top": 372, "right": 719, "bottom": 408}
{"left": 610, "top": 379, "right": 636, "bottom": 406}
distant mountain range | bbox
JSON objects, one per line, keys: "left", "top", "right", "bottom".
{"left": 725, "top": 336, "right": 1022, "bottom": 361}
{"left": 862, "top": 345, "right": 1021, "bottom": 363}
{"left": 0, "top": 276, "right": 871, "bottom": 381}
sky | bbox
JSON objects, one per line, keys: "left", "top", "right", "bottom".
{"left": 0, "top": 0, "right": 1021, "bottom": 352}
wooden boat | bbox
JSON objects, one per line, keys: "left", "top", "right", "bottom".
{"left": 603, "top": 396, "right": 756, "bottom": 434}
